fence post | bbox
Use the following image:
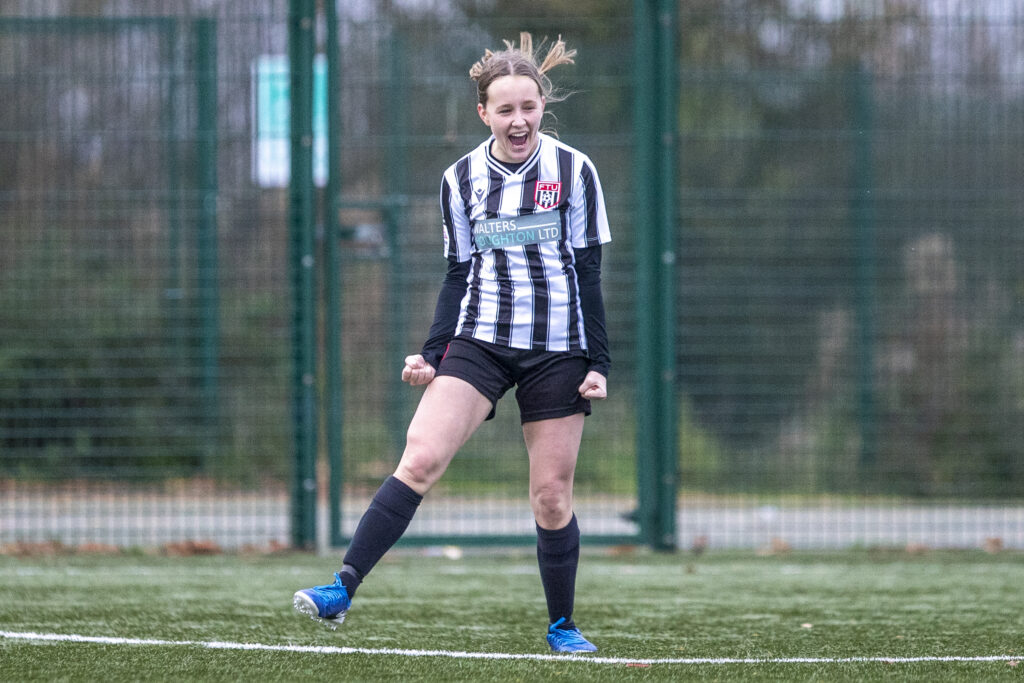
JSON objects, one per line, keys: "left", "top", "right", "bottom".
{"left": 289, "top": 0, "right": 318, "bottom": 550}
{"left": 193, "top": 18, "right": 221, "bottom": 468}
{"left": 656, "top": 0, "right": 679, "bottom": 550}
{"left": 324, "top": 0, "right": 345, "bottom": 548}
{"left": 633, "top": 0, "right": 678, "bottom": 551}
{"left": 848, "top": 63, "right": 877, "bottom": 482}
{"left": 162, "top": 21, "right": 185, "bottom": 395}
{"left": 385, "top": 28, "right": 410, "bottom": 458}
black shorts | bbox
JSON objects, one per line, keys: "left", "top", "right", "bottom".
{"left": 435, "top": 337, "right": 592, "bottom": 423}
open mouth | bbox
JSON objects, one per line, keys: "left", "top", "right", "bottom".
{"left": 508, "top": 132, "right": 529, "bottom": 147}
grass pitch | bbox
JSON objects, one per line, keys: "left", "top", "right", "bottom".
{"left": 2, "top": 548, "right": 1023, "bottom": 681}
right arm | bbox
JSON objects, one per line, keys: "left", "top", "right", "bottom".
{"left": 403, "top": 164, "right": 472, "bottom": 385}
{"left": 419, "top": 258, "right": 471, "bottom": 371}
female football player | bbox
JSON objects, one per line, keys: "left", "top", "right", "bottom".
{"left": 294, "top": 32, "right": 611, "bottom": 653}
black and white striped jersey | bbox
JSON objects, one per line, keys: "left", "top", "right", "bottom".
{"left": 438, "top": 133, "right": 611, "bottom": 353}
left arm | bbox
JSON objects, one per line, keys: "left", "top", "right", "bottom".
{"left": 574, "top": 245, "right": 609, "bottom": 376}
{"left": 574, "top": 245, "right": 608, "bottom": 400}
{"left": 568, "top": 155, "right": 612, "bottom": 399}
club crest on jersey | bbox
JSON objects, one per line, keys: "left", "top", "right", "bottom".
{"left": 534, "top": 181, "right": 561, "bottom": 210}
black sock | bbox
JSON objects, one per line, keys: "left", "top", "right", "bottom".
{"left": 340, "top": 476, "right": 423, "bottom": 597}
{"left": 338, "top": 564, "right": 363, "bottom": 599}
{"left": 536, "top": 514, "right": 580, "bottom": 630}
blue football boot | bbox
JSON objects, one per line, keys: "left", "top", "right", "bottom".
{"left": 546, "top": 617, "right": 598, "bottom": 653}
{"left": 293, "top": 572, "right": 351, "bottom": 630}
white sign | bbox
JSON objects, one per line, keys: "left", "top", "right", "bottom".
{"left": 252, "top": 54, "right": 327, "bottom": 187}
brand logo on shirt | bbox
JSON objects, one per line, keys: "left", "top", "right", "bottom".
{"left": 534, "top": 181, "right": 561, "bottom": 210}
{"left": 473, "top": 211, "right": 562, "bottom": 251}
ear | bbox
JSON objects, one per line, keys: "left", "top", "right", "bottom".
{"left": 477, "top": 102, "right": 489, "bottom": 126}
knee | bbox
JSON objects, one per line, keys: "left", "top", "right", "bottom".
{"left": 531, "top": 479, "right": 573, "bottom": 528}
{"left": 394, "top": 431, "right": 445, "bottom": 492}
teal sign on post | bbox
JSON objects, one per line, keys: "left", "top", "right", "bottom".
{"left": 253, "top": 54, "right": 327, "bottom": 187}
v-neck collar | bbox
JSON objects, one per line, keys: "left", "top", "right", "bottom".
{"left": 483, "top": 134, "right": 543, "bottom": 176}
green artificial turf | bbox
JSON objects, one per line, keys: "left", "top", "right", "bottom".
{"left": 2, "top": 549, "right": 1023, "bottom": 681}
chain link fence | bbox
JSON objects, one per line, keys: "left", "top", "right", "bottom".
{"left": 2, "top": 0, "right": 1023, "bottom": 551}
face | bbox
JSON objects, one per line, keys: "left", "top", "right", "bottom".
{"left": 477, "top": 74, "right": 545, "bottom": 163}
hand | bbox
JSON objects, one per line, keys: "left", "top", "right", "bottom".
{"left": 578, "top": 370, "right": 607, "bottom": 400}
{"left": 401, "top": 354, "right": 436, "bottom": 386}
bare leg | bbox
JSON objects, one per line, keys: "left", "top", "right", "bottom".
{"left": 525, "top": 413, "right": 586, "bottom": 629}
{"left": 337, "top": 375, "right": 492, "bottom": 596}
{"left": 524, "top": 413, "right": 585, "bottom": 529}
{"left": 394, "top": 375, "right": 493, "bottom": 494}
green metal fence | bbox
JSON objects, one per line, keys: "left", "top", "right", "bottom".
{"left": 307, "top": 9, "right": 646, "bottom": 548}
{"left": 2, "top": 0, "right": 1023, "bottom": 553}
{"left": 1, "top": 5, "right": 294, "bottom": 549}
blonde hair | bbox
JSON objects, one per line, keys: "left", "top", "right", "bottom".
{"left": 468, "top": 32, "right": 577, "bottom": 107}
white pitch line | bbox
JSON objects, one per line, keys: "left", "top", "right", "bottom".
{"left": 0, "top": 631, "right": 1020, "bottom": 666}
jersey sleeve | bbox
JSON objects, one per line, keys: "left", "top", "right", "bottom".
{"left": 420, "top": 259, "right": 471, "bottom": 370}
{"left": 439, "top": 164, "right": 473, "bottom": 261}
{"left": 575, "top": 245, "right": 610, "bottom": 377}
{"left": 567, "top": 156, "right": 612, "bottom": 249}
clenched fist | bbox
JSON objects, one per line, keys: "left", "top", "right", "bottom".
{"left": 578, "top": 371, "right": 607, "bottom": 400}
{"left": 401, "top": 354, "right": 436, "bottom": 386}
